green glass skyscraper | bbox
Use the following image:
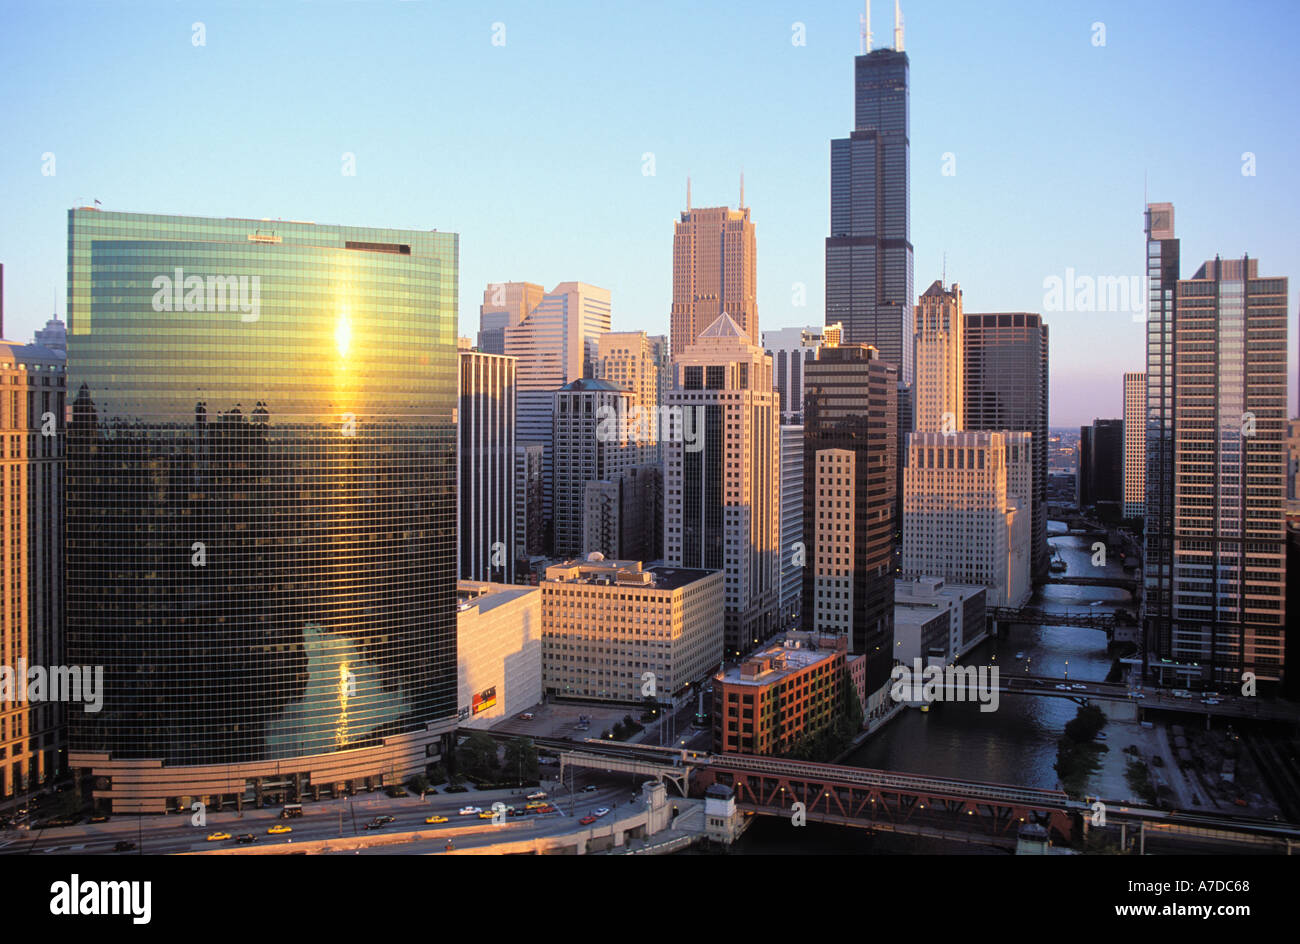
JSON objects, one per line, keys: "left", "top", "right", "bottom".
{"left": 66, "top": 209, "right": 459, "bottom": 813}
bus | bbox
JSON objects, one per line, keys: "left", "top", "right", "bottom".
{"left": 280, "top": 803, "right": 303, "bottom": 819}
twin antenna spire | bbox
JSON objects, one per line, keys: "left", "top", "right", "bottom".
{"left": 861, "top": 0, "right": 904, "bottom": 54}
{"left": 683, "top": 172, "right": 745, "bottom": 211}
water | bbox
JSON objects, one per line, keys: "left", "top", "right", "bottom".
{"left": 729, "top": 525, "right": 1133, "bottom": 851}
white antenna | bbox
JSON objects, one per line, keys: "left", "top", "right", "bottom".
{"left": 861, "top": 0, "right": 872, "bottom": 53}
{"left": 686, "top": 176, "right": 691, "bottom": 211}
{"left": 739, "top": 170, "right": 744, "bottom": 209}
{"left": 894, "top": 0, "right": 904, "bottom": 51}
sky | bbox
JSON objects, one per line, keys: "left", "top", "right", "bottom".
{"left": 2, "top": 0, "right": 1297, "bottom": 426}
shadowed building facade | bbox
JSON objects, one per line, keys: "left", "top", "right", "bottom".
{"left": 65, "top": 209, "right": 459, "bottom": 813}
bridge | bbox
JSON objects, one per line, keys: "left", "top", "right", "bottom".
{"left": 692, "top": 753, "right": 1073, "bottom": 847}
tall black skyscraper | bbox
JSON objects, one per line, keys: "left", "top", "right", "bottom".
{"left": 826, "top": 11, "right": 913, "bottom": 388}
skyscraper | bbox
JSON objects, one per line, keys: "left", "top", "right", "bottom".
{"left": 1163, "top": 255, "right": 1288, "bottom": 686}
{"left": 665, "top": 313, "right": 780, "bottom": 657}
{"left": 670, "top": 198, "right": 758, "bottom": 357}
{"left": 505, "top": 281, "right": 611, "bottom": 547}
{"left": 802, "top": 343, "right": 897, "bottom": 691}
{"left": 763, "top": 324, "right": 842, "bottom": 424}
{"left": 459, "top": 350, "right": 515, "bottom": 583}
{"left": 778, "top": 423, "right": 804, "bottom": 630}
{"left": 1078, "top": 419, "right": 1124, "bottom": 520}
{"left": 964, "top": 312, "right": 1050, "bottom": 579}
{"left": 595, "top": 330, "right": 668, "bottom": 465}
{"left": 478, "top": 281, "right": 543, "bottom": 355}
{"left": 1143, "top": 203, "right": 1180, "bottom": 676}
{"left": 903, "top": 431, "right": 1032, "bottom": 608}
{"left": 66, "top": 209, "right": 459, "bottom": 812}
{"left": 552, "top": 378, "right": 637, "bottom": 559}
{"left": 914, "top": 280, "right": 963, "bottom": 433}
{"left": 1123, "top": 371, "right": 1146, "bottom": 520}
{"left": 825, "top": 9, "right": 913, "bottom": 387}
{"left": 0, "top": 339, "right": 65, "bottom": 802}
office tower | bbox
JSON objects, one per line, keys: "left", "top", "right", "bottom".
{"left": 902, "top": 430, "right": 1032, "bottom": 608}
{"left": 458, "top": 351, "right": 515, "bottom": 583}
{"left": 35, "top": 315, "right": 67, "bottom": 353}
{"left": 894, "top": 578, "right": 987, "bottom": 663}
{"left": 665, "top": 313, "right": 780, "bottom": 657}
{"left": 0, "top": 340, "right": 65, "bottom": 802}
{"left": 1078, "top": 419, "right": 1123, "bottom": 520}
{"left": 65, "top": 209, "right": 459, "bottom": 813}
{"left": 914, "top": 280, "right": 963, "bottom": 432}
{"left": 802, "top": 344, "right": 897, "bottom": 690}
{"left": 595, "top": 330, "right": 666, "bottom": 464}
{"left": 964, "top": 312, "right": 1050, "bottom": 578}
{"left": 583, "top": 464, "right": 662, "bottom": 562}
{"left": 1286, "top": 418, "right": 1300, "bottom": 505}
{"left": 456, "top": 581, "right": 542, "bottom": 728}
{"left": 506, "top": 282, "right": 611, "bottom": 546}
{"left": 1161, "top": 255, "right": 1288, "bottom": 686}
{"left": 552, "top": 378, "right": 638, "bottom": 559}
{"left": 778, "top": 424, "right": 804, "bottom": 630}
{"left": 670, "top": 197, "right": 758, "bottom": 357}
{"left": 763, "top": 324, "right": 842, "bottom": 424}
{"left": 1123, "top": 372, "right": 1146, "bottom": 519}
{"left": 825, "top": 9, "right": 912, "bottom": 386}
{"left": 1143, "top": 203, "right": 1180, "bottom": 670}
{"left": 478, "top": 281, "right": 544, "bottom": 355}
{"left": 514, "top": 442, "right": 545, "bottom": 567}
{"left": 540, "top": 556, "right": 724, "bottom": 702}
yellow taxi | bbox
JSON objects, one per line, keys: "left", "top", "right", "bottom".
{"left": 206, "top": 831, "right": 231, "bottom": 841}
{"left": 267, "top": 824, "right": 293, "bottom": 835}
{"left": 425, "top": 814, "right": 449, "bottom": 824}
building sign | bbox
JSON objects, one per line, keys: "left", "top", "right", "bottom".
{"left": 471, "top": 686, "right": 497, "bottom": 715}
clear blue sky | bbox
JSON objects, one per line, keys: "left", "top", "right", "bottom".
{"left": 2, "top": 0, "right": 1297, "bottom": 425}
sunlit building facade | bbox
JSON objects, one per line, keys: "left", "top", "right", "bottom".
{"left": 66, "top": 209, "right": 459, "bottom": 812}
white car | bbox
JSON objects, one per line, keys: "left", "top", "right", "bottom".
{"left": 1071, "top": 684, "right": 1088, "bottom": 691}
{"left": 593, "top": 807, "right": 611, "bottom": 817}
{"left": 1055, "top": 684, "right": 1069, "bottom": 691}
{"left": 1202, "top": 697, "right": 1221, "bottom": 705}
{"left": 458, "top": 806, "right": 482, "bottom": 816}
{"left": 1128, "top": 692, "right": 1146, "bottom": 699}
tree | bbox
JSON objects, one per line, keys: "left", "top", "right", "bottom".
{"left": 503, "top": 737, "right": 540, "bottom": 783}
{"left": 456, "top": 731, "right": 500, "bottom": 781}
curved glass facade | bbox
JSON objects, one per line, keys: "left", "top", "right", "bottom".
{"left": 66, "top": 210, "right": 458, "bottom": 778}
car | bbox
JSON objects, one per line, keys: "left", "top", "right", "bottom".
{"left": 236, "top": 834, "right": 257, "bottom": 844}
{"left": 114, "top": 840, "right": 136, "bottom": 852}
{"left": 1172, "top": 690, "right": 1193, "bottom": 699}
{"left": 425, "top": 814, "right": 449, "bottom": 824}
{"left": 1095, "top": 732, "right": 1108, "bottom": 741}
{"left": 89, "top": 814, "right": 110, "bottom": 824}
{"left": 1202, "top": 697, "right": 1221, "bottom": 705}
{"left": 267, "top": 824, "right": 292, "bottom": 835}
{"left": 1054, "top": 684, "right": 1069, "bottom": 691}
{"left": 1071, "top": 684, "right": 1088, "bottom": 691}
{"left": 518, "top": 712, "right": 535, "bottom": 721}
{"left": 583, "top": 784, "right": 598, "bottom": 793}
{"left": 375, "top": 815, "right": 395, "bottom": 825}
{"left": 207, "top": 831, "right": 232, "bottom": 841}
{"left": 458, "top": 806, "right": 482, "bottom": 816}
{"left": 579, "top": 815, "right": 597, "bottom": 825}
{"left": 537, "top": 804, "right": 556, "bottom": 814}
{"left": 1128, "top": 692, "right": 1146, "bottom": 699}
{"left": 478, "top": 810, "right": 498, "bottom": 820}
{"left": 593, "top": 807, "right": 610, "bottom": 817}
{"left": 526, "top": 791, "right": 547, "bottom": 801}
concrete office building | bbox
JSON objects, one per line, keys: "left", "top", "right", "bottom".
{"left": 1123, "top": 372, "right": 1146, "bottom": 519}
{"left": 778, "top": 424, "right": 804, "bottom": 631}
{"left": 540, "top": 556, "right": 724, "bottom": 703}
{"left": 514, "top": 442, "right": 545, "bottom": 571}
{"left": 456, "top": 581, "right": 542, "bottom": 728}
{"left": 914, "top": 280, "right": 964, "bottom": 433}
{"left": 478, "top": 281, "right": 544, "bottom": 355}
{"left": 0, "top": 339, "right": 65, "bottom": 802}
{"left": 762, "top": 324, "right": 842, "bottom": 424}
{"left": 894, "top": 577, "right": 987, "bottom": 663}
{"left": 902, "top": 430, "right": 1032, "bottom": 608}
{"left": 552, "top": 378, "right": 639, "bottom": 560}
{"left": 670, "top": 196, "right": 758, "bottom": 357}
{"left": 665, "top": 314, "right": 780, "bottom": 657}
{"left": 583, "top": 464, "right": 662, "bottom": 563}
{"left": 459, "top": 351, "right": 515, "bottom": 583}
{"left": 505, "top": 281, "right": 611, "bottom": 545}
{"left": 964, "top": 312, "right": 1050, "bottom": 579}
{"left": 802, "top": 344, "right": 897, "bottom": 691}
